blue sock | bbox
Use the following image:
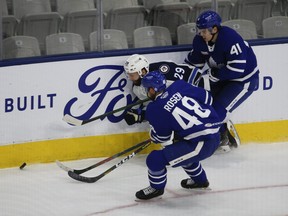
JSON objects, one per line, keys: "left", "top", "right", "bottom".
{"left": 146, "top": 150, "right": 169, "bottom": 189}
{"left": 182, "top": 162, "right": 208, "bottom": 184}
{"left": 148, "top": 168, "right": 167, "bottom": 190}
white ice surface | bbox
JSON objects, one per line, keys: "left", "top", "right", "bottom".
{"left": 0, "top": 142, "right": 288, "bottom": 216}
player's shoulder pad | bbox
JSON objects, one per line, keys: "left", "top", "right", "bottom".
{"left": 150, "top": 61, "right": 196, "bottom": 74}
{"left": 219, "top": 26, "right": 243, "bottom": 44}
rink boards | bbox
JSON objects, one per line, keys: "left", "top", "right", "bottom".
{"left": 0, "top": 43, "right": 287, "bottom": 168}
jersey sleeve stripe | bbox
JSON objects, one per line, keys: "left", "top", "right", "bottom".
{"left": 193, "top": 63, "right": 205, "bottom": 68}
{"left": 204, "top": 91, "right": 213, "bottom": 105}
{"left": 187, "top": 68, "right": 199, "bottom": 84}
{"left": 231, "top": 67, "right": 259, "bottom": 82}
{"left": 183, "top": 128, "right": 219, "bottom": 140}
{"left": 227, "top": 65, "right": 245, "bottom": 73}
{"left": 150, "top": 130, "right": 172, "bottom": 143}
{"left": 227, "top": 60, "right": 246, "bottom": 64}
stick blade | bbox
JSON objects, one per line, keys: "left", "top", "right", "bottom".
{"left": 68, "top": 171, "right": 98, "bottom": 183}
{"left": 55, "top": 160, "right": 74, "bottom": 172}
{"left": 62, "top": 114, "right": 83, "bottom": 126}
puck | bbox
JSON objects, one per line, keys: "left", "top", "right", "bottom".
{"left": 19, "top": 162, "right": 27, "bottom": 170}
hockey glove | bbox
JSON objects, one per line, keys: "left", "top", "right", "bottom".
{"left": 124, "top": 108, "right": 145, "bottom": 125}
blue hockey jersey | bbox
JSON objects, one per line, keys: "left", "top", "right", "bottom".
{"left": 145, "top": 80, "right": 221, "bottom": 144}
{"left": 185, "top": 26, "right": 259, "bottom": 82}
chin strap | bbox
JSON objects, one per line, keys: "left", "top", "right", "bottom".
{"left": 208, "top": 26, "right": 219, "bottom": 45}
{"left": 208, "top": 32, "right": 217, "bottom": 46}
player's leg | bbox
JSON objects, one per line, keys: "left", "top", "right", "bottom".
{"left": 181, "top": 161, "right": 210, "bottom": 189}
{"left": 212, "top": 78, "right": 258, "bottom": 151}
{"left": 135, "top": 135, "right": 218, "bottom": 199}
{"left": 135, "top": 150, "right": 168, "bottom": 200}
{"left": 166, "top": 135, "right": 219, "bottom": 189}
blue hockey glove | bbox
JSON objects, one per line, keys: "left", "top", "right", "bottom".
{"left": 124, "top": 108, "right": 145, "bottom": 125}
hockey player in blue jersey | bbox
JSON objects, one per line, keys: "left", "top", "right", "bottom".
{"left": 185, "top": 10, "right": 259, "bottom": 151}
{"left": 135, "top": 70, "right": 221, "bottom": 200}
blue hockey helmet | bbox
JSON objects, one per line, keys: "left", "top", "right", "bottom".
{"left": 196, "top": 10, "right": 222, "bottom": 29}
{"left": 142, "top": 70, "right": 166, "bottom": 92}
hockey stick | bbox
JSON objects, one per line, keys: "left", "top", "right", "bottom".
{"left": 194, "top": 64, "right": 210, "bottom": 86}
{"left": 204, "top": 121, "right": 224, "bottom": 127}
{"left": 56, "top": 139, "right": 151, "bottom": 174}
{"left": 63, "top": 97, "right": 150, "bottom": 126}
{"left": 68, "top": 140, "right": 152, "bottom": 183}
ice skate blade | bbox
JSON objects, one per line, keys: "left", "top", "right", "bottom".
{"left": 134, "top": 196, "right": 163, "bottom": 202}
{"left": 184, "top": 186, "right": 212, "bottom": 191}
{"left": 214, "top": 145, "right": 231, "bottom": 154}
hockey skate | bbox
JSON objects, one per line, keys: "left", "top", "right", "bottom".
{"left": 216, "top": 129, "right": 231, "bottom": 153}
{"left": 135, "top": 186, "right": 164, "bottom": 200}
{"left": 227, "top": 120, "right": 241, "bottom": 148}
{"left": 181, "top": 178, "right": 210, "bottom": 190}
{"left": 215, "top": 120, "right": 241, "bottom": 153}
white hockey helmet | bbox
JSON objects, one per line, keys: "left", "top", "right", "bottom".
{"left": 124, "top": 54, "right": 149, "bottom": 77}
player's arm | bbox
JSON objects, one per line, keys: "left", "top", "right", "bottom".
{"left": 185, "top": 49, "right": 206, "bottom": 68}
{"left": 184, "top": 36, "right": 206, "bottom": 68}
{"left": 145, "top": 106, "right": 173, "bottom": 146}
{"left": 214, "top": 40, "right": 249, "bottom": 81}
{"left": 149, "top": 124, "right": 173, "bottom": 146}
{"left": 132, "top": 85, "right": 148, "bottom": 101}
{"left": 124, "top": 85, "right": 149, "bottom": 125}
{"left": 150, "top": 61, "right": 203, "bottom": 86}
{"left": 124, "top": 105, "right": 146, "bottom": 125}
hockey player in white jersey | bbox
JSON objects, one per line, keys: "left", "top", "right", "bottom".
{"left": 124, "top": 54, "right": 200, "bottom": 101}
{"left": 123, "top": 53, "right": 200, "bottom": 124}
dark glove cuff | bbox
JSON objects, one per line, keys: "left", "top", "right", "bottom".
{"left": 124, "top": 114, "right": 137, "bottom": 125}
